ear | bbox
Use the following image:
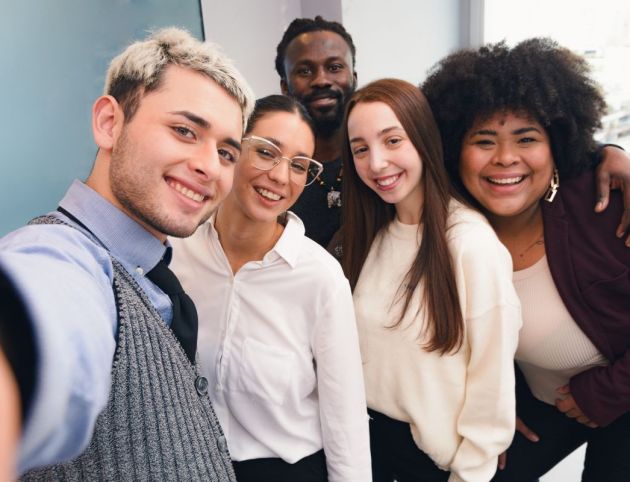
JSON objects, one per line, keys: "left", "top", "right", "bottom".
{"left": 92, "top": 95, "right": 123, "bottom": 150}
{"left": 280, "top": 79, "right": 289, "bottom": 95}
{"left": 352, "top": 70, "right": 358, "bottom": 89}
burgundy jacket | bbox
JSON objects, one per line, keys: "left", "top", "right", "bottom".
{"left": 542, "top": 169, "right": 630, "bottom": 426}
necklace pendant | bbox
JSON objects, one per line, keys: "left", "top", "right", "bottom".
{"left": 327, "top": 189, "right": 341, "bottom": 208}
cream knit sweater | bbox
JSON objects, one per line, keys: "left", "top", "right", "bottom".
{"left": 354, "top": 201, "right": 522, "bottom": 482}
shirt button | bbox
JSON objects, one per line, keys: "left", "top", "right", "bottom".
{"left": 135, "top": 266, "right": 144, "bottom": 276}
{"left": 217, "top": 435, "right": 228, "bottom": 453}
{"left": 195, "top": 376, "right": 208, "bottom": 396}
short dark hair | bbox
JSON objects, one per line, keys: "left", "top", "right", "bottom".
{"left": 422, "top": 37, "right": 607, "bottom": 194}
{"left": 246, "top": 94, "right": 316, "bottom": 137}
{"left": 275, "top": 15, "right": 356, "bottom": 80}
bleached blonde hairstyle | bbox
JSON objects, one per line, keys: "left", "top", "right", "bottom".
{"left": 104, "top": 27, "right": 254, "bottom": 128}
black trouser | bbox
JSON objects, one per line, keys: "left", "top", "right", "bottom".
{"left": 232, "top": 449, "right": 327, "bottom": 482}
{"left": 492, "top": 378, "right": 630, "bottom": 482}
{"left": 369, "top": 409, "right": 449, "bottom": 482}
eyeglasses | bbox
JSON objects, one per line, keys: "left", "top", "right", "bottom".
{"left": 242, "top": 135, "right": 323, "bottom": 187}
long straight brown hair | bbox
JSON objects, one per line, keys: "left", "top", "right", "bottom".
{"left": 341, "top": 78, "right": 464, "bottom": 354}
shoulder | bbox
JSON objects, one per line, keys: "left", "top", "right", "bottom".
{"left": 281, "top": 215, "right": 348, "bottom": 288}
{"left": 299, "top": 234, "right": 348, "bottom": 286}
{"left": 448, "top": 201, "right": 512, "bottom": 287}
{"left": 544, "top": 169, "right": 627, "bottom": 256}
{"left": 170, "top": 221, "right": 213, "bottom": 266}
{"left": 0, "top": 221, "right": 113, "bottom": 278}
{"left": 446, "top": 200, "right": 506, "bottom": 256}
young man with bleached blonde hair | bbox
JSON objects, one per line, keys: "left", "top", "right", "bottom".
{"left": 0, "top": 27, "right": 253, "bottom": 481}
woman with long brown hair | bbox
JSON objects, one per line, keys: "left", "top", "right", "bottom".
{"left": 340, "top": 78, "right": 522, "bottom": 481}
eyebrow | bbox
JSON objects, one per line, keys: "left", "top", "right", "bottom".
{"left": 259, "top": 136, "right": 311, "bottom": 158}
{"left": 170, "top": 110, "right": 210, "bottom": 129}
{"left": 171, "top": 110, "right": 241, "bottom": 151}
{"left": 471, "top": 126, "right": 542, "bottom": 136}
{"left": 349, "top": 125, "right": 402, "bottom": 144}
{"left": 262, "top": 136, "right": 283, "bottom": 148}
{"left": 225, "top": 138, "right": 242, "bottom": 151}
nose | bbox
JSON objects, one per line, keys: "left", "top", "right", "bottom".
{"left": 311, "top": 66, "right": 332, "bottom": 89}
{"left": 368, "top": 147, "right": 389, "bottom": 172}
{"left": 190, "top": 142, "right": 222, "bottom": 180}
{"left": 492, "top": 143, "right": 519, "bottom": 166}
{"left": 268, "top": 157, "right": 290, "bottom": 185}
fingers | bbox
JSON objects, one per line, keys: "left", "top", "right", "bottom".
{"left": 554, "top": 397, "right": 598, "bottom": 428}
{"left": 595, "top": 165, "right": 611, "bottom": 213}
{"left": 555, "top": 384, "right": 570, "bottom": 395}
{"left": 575, "top": 415, "right": 598, "bottom": 428}
{"left": 564, "top": 407, "right": 581, "bottom": 418}
{"left": 515, "top": 416, "right": 540, "bottom": 442}
{"left": 617, "top": 206, "right": 630, "bottom": 245}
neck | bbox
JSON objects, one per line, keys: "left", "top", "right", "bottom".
{"left": 488, "top": 204, "right": 545, "bottom": 270}
{"left": 214, "top": 198, "right": 283, "bottom": 274}
{"left": 394, "top": 186, "right": 424, "bottom": 225}
{"left": 314, "top": 130, "right": 342, "bottom": 162}
{"left": 488, "top": 204, "right": 542, "bottom": 241}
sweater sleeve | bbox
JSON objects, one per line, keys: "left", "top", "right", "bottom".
{"left": 447, "top": 226, "right": 522, "bottom": 482}
{"left": 570, "top": 350, "right": 630, "bottom": 426}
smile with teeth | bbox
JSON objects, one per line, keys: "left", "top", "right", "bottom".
{"left": 168, "top": 180, "right": 206, "bottom": 202}
{"left": 486, "top": 176, "right": 524, "bottom": 185}
{"left": 376, "top": 173, "right": 401, "bottom": 187}
{"left": 256, "top": 187, "right": 282, "bottom": 201}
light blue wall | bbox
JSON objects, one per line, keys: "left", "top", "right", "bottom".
{"left": 0, "top": 0, "right": 203, "bottom": 235}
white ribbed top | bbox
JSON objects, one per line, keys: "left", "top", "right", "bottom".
{"left": 513, "top": 255, "right": 608, "bottom": 405}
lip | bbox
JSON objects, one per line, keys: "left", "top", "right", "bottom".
{"left": 166, "top": 176, "right": 210, "bottom": 207}
{"left": 309, "top": 97, "right": 338, "bottom": 108}
{"left": 481, "top": 174, "right": 528, "bottom": 195}
{"left": 374, "top": 172, "right": 403, "bottom": 192}
{"left": 254, "top": 185, "right": 285, "bottom": 205}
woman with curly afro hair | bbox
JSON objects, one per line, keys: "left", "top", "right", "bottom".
{"left": 423, "top": 38, "right": 630, "bottom": 481}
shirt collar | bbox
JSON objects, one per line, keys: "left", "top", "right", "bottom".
{"left": 206, "top": 211, "right": 305, "bottom": 269}
{"left": 272, "top": 211, "right": 304, "bottom": 268}
{"left": 58, "top": 180, "right": 168, "bottom": 272}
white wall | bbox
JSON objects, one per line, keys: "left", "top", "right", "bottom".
{"left": 201, "top": 0, "right": 344, "bottom": 97}
{"left": 201, "top": 0, "right": 466, "bottom": 96}
{"left": 342, "top": 0, "right": 462, "bottom": 86}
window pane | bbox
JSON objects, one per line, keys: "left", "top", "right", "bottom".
{"left": 484, "top": 0, "right": 630, "bottom": 149}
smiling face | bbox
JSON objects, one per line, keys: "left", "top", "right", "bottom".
{"left": 348, "top": 101, "right": 423, "bottom": 222}
{"left": 227, "top": 110, "right": 315, "bottom": 223}
{"left": 96, "top": 65, "right": 243, "bottom": 241}
{"left": 459, "top": 111, "right": 554, "bottom": 225}
{"left": 281, "top": 30, "right": 356, "bottom": 137}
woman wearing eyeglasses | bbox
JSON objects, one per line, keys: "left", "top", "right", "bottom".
{"left": 170, "top": 95, "right": 371, "bottom": 482}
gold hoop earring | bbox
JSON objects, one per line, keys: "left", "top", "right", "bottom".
{"left": 544, "top": 168, "right": 559, "bottom": 203}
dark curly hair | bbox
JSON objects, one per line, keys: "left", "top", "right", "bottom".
{"left": 422, "top": 38, "right": 607, "bottom": 196}
{"left": 275, "top": 16, "right": 356, "bottom": 80}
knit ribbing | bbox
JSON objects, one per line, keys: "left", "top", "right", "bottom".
{"left": 22, "top": 215, "right": 235, "bottom": 482}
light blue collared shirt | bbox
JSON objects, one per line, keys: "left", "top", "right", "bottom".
{"left": 0, "top": 180, "right": 174, "bottom": 474}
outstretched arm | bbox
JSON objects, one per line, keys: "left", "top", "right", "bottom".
{"left": 0, "top": 225, "right": 117, "bottom": 475}
{"left": 595, "top": 145, "right": 630, "bottom": 245}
